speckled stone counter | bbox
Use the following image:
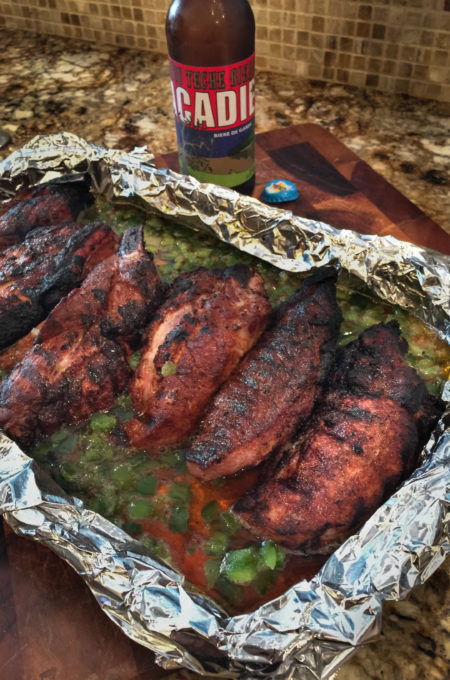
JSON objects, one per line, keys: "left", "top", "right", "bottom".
{"left": 0, "top": 27, "right": 449, "bottom": 680}
{"left": 1, "top": 28, "right": 450, "bottom": 235}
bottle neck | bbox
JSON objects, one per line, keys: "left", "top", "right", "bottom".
{"left": 166, "top": 0, "right": 255, "bottom": 67}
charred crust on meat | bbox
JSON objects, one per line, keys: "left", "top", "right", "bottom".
{"left": 93, "top": 288, "right": 107, "bottom": 303}
{"left": 347, "top": 405, "right": 372, "bottom": 421}
{"left": 221, "top": 263, "right": 252, "bottom": 287}
{"left": 118, "top": 299, "right": 144, "bottom": 325}
{"left": 164, "top": 328, "right": 190, "bottom": 345}
{"left": 0, "top": 301, "right": 42, "bottom": 347}
{"left": 71, "top": 254, "right": 85, "bottom": 270}
{"left": 380, "top": 475, "right": 400, "bottom": 503}
{"left": 331, "top": 322, "right": 429, "bottom": 414}
{"left": 348, "top": 496, "right": 370, "bottom": 529}
{"left": 119, "top": 224, "right": 144, "bottom": 256}
{"left": 81, "top": 313, "right": 95, "bottom": 328}
{"left": 87, "top": 364, "right": 102, "bottom": 384}
{"left": 398, "top": 426, "right": 419, "bottom": 468}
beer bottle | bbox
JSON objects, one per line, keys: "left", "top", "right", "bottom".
{"left": 166, "top": 0, "right": 255, "bottom": 195}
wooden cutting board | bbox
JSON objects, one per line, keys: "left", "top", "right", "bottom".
{"left": 1, "top": 123, "right": 448, "bottom": 680}
{"left": 156, "top": 122, "right": 450, "bottom": 255}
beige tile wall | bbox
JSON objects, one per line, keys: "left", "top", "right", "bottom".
{"left": 1, "top": 0, "right": 450, "bottom": 103}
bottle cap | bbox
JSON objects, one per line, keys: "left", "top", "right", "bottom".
{"left": 261, "top": 179, "right": 299, "bottom": 203}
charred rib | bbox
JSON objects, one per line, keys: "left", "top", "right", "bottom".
{"left": 0, "top": 221, "right": 118, "bottom": 350}
{"left": 0, "top": 226, "right": 165, "bottom": 447}
{"left": 234, "top": 321, "right": 444, "bottom": 552}
{"left": 186, "top": 269, "right": 342, "bottom": 480}
{"left": 0, "top": 180, "right": 94, "bottom": 251}
{"left": 126, "top": 264, "right": 271, "bottom": 452}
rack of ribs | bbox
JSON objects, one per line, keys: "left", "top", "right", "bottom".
{"left": 0, "top": 179, "right": 93, "bottom": 251}
{"left": 0, "top": 226, "right": 165, "bottom": 448}
{"left": 234, "top": 321, "right": 444, "bottom": 552}
{"left": 186, "top": 269, "right": 342, "bottom": 481}
{"left": 126, "top": 265, "right": 271, "bottom": 452}
{"left": 0, "top": 221, "right": 118, "bottom": 350}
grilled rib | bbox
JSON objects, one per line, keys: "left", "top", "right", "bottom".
{"left": 0, "top": 226, "right": 165, "bottom": 447}
{"left": 0, "top": 182, "right": 53, "bottom": 217}
{"left": 0, "top": 221, "right": 118, "bottom": 350}
{"left": 234, "top": 321, "right": 444, "bottom": 552}
{"left": 186, "top": 269, "right": 342, "bottom": 480}
{"left": 126, "top": 265, "right": 271, "bottom": 452}
{"left": 0, "top": 180, "right": 93, "bottom": 251}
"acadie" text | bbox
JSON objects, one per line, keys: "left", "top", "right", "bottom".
{"left": 171, "top": 80, "right": 255, "bottom": 129}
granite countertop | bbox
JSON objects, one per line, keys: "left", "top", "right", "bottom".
{"left": 0, "top": 27, "right": 449, "bottom": 680}
{"left": 1, "top": 28, "right": 450, "bottom": 235}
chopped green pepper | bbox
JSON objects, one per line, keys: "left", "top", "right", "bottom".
{"left": 122, "top": 520, "right": 143, "bottom": 536}
{"left": 129, "top": 499, "right": 152, "bottom": 519}
{"left": 157, "top": 450, "right": 187, "bottom": 472}
{"left": 135, "top": 475, "right": 158, "bottom": 496}
{"left": 169, "top": 504, "right": 189, "bottom": 533}
{"left": 32, "top": 439, "right": 53, "bottom": 462}
{"left": 168, "top": 481, "right": 191, "bottom": 503}
{"left": 161, "top": 360, "right": 177, "bottom": 377}
{"left": 50, "top": 428, "right": 73, "bottom": 445}
{"left": 140, "top": 537, "right": 172, "bottom": 564}
{"left": 205, "top": 531, "right": 229, "bottom": 556}
{"left": 82, "top": 434, "right": 114, "bottom": 462}
{"left": 219, "top": 511, "right": 241, "bottom": 535}
{"left": 275, "top": 546, "right": 286, "bottom": 569}
{"left": 112, "top": 394, "right": 135, "bottom": 422}
{"left": 59, "top": 462, "right": 82, "bottom": 486}
{"left": 260, "top": 541, "right": 277, "bottom": 570}
{"left": 128, "top": 352, "right": 141, "bottom": 371}
{"left": 87, "top": 494, "right": 117, "bottom": 517}
{"left": 221, "top": 547, "right": 259, "bottom": 584}
{"left": 54, "top": 432, "right": 78, "bottom": 455}
{"left": 252, "top": 568, "right": 278, "bottom": 596}
{"left": 90, "top": 413, "right": 117, "bottom": 434}
{"left": 111, "top": 463, "right": 136, "bottom": 489}
{"left": 204, "top": 558, "right": 222, "bottom": 588}
{"left": 114, "top": 394, "right": 133, "bottom": 409}
{"left": 201, "top": 500, "right": 221, "bottom": 524}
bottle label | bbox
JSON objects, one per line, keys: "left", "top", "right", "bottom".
{"left": 169, "top": 54, "right": 255, "bottom": 188}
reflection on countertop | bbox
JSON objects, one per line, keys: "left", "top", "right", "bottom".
{"left": 0, "top": 26, "right": 448, "bottom": 680}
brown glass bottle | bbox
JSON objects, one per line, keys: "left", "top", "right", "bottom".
{"left": 166, "top": 0, "right": 255, "bottom": 195}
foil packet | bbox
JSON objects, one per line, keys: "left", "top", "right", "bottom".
{"left": 0, "top": 132, "right": 448, "bottom": 679}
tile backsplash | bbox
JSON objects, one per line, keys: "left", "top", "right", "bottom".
{"left": 2, "top": 0, "right": 450, "bottom": 103}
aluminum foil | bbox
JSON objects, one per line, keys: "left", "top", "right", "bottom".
{"left": 0, "top": 132, "right": 448, "bottom": 679}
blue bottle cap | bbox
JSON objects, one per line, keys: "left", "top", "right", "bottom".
{"left": 261, "top": 179, "right": 299, "bottom": 203}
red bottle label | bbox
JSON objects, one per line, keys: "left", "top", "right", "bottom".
{"left": 169, "top": 54, "right": 255, "bottom": 188}
{"left": 169, "top": 55, "right": 255, "bottom": 131}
